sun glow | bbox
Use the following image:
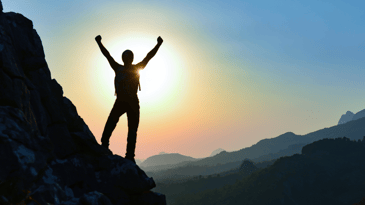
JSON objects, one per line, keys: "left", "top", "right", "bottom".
{"left": 138, "top": 53, "right": 169, "bottom": 101}
{"left": 92, "top": 34, "right": 185, "bottom": 111}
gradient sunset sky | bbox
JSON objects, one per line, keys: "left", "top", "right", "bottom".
{"left": 5, "top": 0, "right": 365, "bottom": 160}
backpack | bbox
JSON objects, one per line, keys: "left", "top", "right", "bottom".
{"left": 114, "top": 66, "right": 141, "bottom": 97}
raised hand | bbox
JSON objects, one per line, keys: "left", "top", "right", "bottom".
{"left": 95, "top": 35, "right": 102, "bottom": 42}
{"left": 157, "top": 36, "right": 163, "bottom": 44}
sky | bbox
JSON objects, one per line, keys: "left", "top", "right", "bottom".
{"left": 4, "top": 0, "right": 365, "bottom": 160}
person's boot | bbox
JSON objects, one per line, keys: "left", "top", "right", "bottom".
{"left": 125, "top": 142, "right": 136, "bottom": 163}
{"left": 125, "top": 150, "right": 136, "bottom": 163}
{"left": 125, "top": 156, "right": 136, "bottom": 164}
{"left": 125, "top": 133, "right": 137, "bottom": 163}
{"left": 101, "top": 138, "right": 109, "bottom": 149}
{"left": 101, "top": 142, "right": 109, "bottom": 149}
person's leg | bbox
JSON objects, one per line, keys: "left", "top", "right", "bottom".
{"left": 101, "top": 100, "right": 126, "bottom": 149}
{"left": 125, "top": 98, "right": 140, "bottom": 162}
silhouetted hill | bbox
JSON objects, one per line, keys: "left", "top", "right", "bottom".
{"left": 0, "top": 2, "right": 165, "bottom": 204}
{"left": 147, "top": 161, "right": 245, "bottom": 181}
{"left": 147, "top": 143, "right": 306, "bottom": 181}
{"left": 170, "top": 137, "right": 365, "bottom": 205}
{"left": 151, "top": 158, "right": 276, "bottom": 204}
{"left": 209, "top": 148, "right": 225, "bottom": 157}
{"left": 251, "top": 142, "right": 307, "bottom": 162}
{"left": 152, "top": 159, "right": 260, "bottom": 205}
{"left": 140, "top": 153, "right": 198, "bottom": 168}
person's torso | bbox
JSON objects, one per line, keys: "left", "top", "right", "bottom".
{"left": 114, "top": 65, "right": 140, "bottom": 98}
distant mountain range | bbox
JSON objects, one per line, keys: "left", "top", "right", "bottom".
{"left": 148, "top": 112, "right": 365, "bottom": 204}
{"left": 338, "top": 109, "right": 365, "bottom": 125}
{"left": 189, "top": 114, "right": 365, "bottom": 166}
{"left": 141, "top": 111, "right": 365, "bottom": 171}
{"left": 161, "top": 137, "right": 365, "bottom": 205}
{"left": 146, "top": 115, "right": 365, "bottom": 180}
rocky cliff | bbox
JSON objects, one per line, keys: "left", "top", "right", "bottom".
{"left": 0, "top": 2, "right": 166, "bottom": 205}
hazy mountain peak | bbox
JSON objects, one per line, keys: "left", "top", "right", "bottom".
{"left": 338, "top": 111, "right": 355, "bottom": 125}
{"left": 338, "top": 109, "right": 365, "bottom": 125}
{"left": 209, "top": 148, "right": 225, "bottom": 157}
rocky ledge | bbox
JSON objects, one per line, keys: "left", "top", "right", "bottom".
{"left": 0, "top": 1, "right": 166, "bottom": 204}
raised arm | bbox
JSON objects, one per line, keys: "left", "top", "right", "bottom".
{"left": 137, "top": 36, "right": 163, "bottom": 69}
{"left": 95, "top": 35, "right": 119, "bottom": 69}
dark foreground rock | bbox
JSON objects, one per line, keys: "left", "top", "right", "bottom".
{"left": 0, "top": 2, "right": 166, "bottom": 204}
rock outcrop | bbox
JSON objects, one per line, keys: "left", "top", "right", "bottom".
{"left": 0, "top": 2, "right": 165, "bottom": 205}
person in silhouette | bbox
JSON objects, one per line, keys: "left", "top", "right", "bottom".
{"left": 95, "top": 35, "right": 163, "bottom": 163}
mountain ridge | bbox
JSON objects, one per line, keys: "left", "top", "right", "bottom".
{"left": 146, "top": 116, "right": 365, "bottom": 179}
{"left": 186, "top": 116, "right": 365, "bottom": 167}
{"left": 143, "top": 112, "right": 365, "bottom": 170}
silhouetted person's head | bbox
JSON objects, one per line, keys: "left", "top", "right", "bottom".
{"left": 122, "top": 50, "right": 134, "bottom": 65}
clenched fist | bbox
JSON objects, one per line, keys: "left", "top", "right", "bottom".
{"left": 157, "top": 36, "right": 163, "bottom": 44}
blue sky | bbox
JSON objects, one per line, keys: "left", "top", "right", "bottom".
{"left": 4, "top": 0, "right": 365, "bottom": 159}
